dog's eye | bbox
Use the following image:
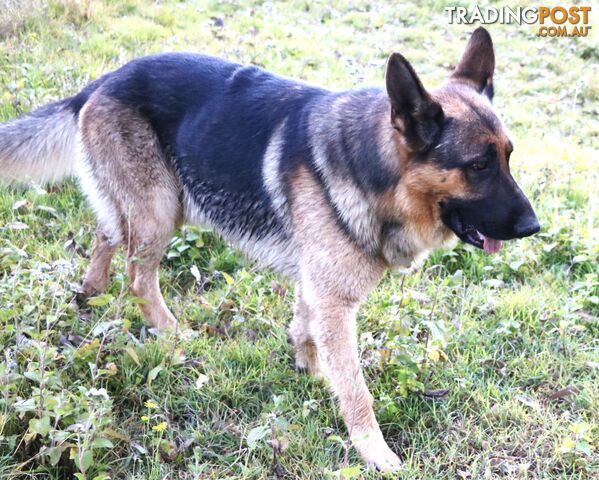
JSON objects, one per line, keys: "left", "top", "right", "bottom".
{"left": 470, "top": 160, "right": 489, "bottom": 171}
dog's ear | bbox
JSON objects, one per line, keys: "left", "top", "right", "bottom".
{"left": 452, "top": 27, "right": 495, "bottom": 100}
{"left": 386, "top": 52, "right": 444, "bottom": 152}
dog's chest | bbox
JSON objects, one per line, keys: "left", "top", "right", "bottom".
{"left": 380, "top": 222, "right": 434, "bottom": 271}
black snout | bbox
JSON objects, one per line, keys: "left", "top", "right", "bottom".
{"left": 513, "top": 213, "right": 540, "bottom": 238}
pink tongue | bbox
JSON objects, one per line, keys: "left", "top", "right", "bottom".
{"left": 481, "top": 234, "right": 503, "bottom": 254}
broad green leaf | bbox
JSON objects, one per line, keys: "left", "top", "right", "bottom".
{"left": 13, "top": 398, "right": 36, "bottom": 413}
{"left": 125, "top": 347, "right": 141, "bottom": 366}
{"left": 246, "top": 425, "right": 270, "bottom": 450}
{"left": 509, "top": 260, "right": 524, "bottom": 271}
{"left": 128, "top": 296, "right": 151, "bottom": 305}
{"left": 92, "top": 437, "right": 114, "bottom": 449}
{"left": 340, "top": 465, "right": 361, "bottom": 479}
{"left": 87, "top": 294, "right": 113, "bottom": 307}
{"left": 576, "top": 440, "right": 593, "bottom": 456}
{"left": 28, "top": 416, "right": 51, "bottom": 437}
{"left": 91, "top": 320, "right": 120, "bottom": 337}
{"left": 44, "top": 446, "right": 64, "bottom": 466}
{"left": 147, "top": 365, "right": 164, "bottom": 386}
{"left": 82, "top": 449, "right": 93, "bottom": 471}
{"left": 23, "top": 371, "right": 41, "bottom": 383}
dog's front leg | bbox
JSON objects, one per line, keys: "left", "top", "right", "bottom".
{"left": 304, "top": 284, "right": 402, "bottom": 472}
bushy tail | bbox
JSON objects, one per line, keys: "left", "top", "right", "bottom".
{"left": 0, "top": 99, "right": 78, "bottom": 185}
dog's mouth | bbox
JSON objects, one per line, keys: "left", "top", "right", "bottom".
{"left": 444, "top": 210, "right": 502, "bottom": 254}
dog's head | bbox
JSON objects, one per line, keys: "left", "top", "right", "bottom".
{"left": 385, "top": 27, "right": 539, "bottom": 253}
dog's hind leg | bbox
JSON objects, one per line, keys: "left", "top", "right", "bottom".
{"left": 123, "top": 196, "right": 180, "bottom": 332}
{"left": 289, "top": 286, "right": 322, "bottom": 376}
{"left": 78, "top": 94, "right": 182, "bottom": 332}
{"left": 77, "top": 151, "right": 123, "bottom": 300}
{"left": 81, "top": 227, "right": 119, "bottom": 297}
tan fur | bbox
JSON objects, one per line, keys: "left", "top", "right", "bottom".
{"left": 78, "top": 93, "right": 182, "bottom": 331}
{"left": 288, "top": 164, "right": 402, "bottom": 470}
{"left": 374, "top": 125, "right": 465, "bottom": 267}
{"left": 434, "top": 83, "right": 493, "bottom": 119}
{"left": 393, "top": 163, "right": 469, "bottom": 247}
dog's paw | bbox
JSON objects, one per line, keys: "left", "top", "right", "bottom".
{"left": 72, "top": 284, "right": 93, "bottom": 307}
{"left": 366, "top": 447, "right": 402, "bottom": 473}
{"left": 147, "top": 322, "right": 194, "bottom": 340}
{"left": 352, "top": 431, "right": 402, "bottom": 473}
{"left": 177, "top": 325, "right": 197, "bottom": 340}
{"left": 293, "top": 345, "right": 323, "bottom": 378}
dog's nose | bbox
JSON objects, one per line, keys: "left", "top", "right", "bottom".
{"left": 513, "top": 214, "right": 540, "bottom": 238}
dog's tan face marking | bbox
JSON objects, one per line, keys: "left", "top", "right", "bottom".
{"left": 380, "top": 161, "right": 465, "bottom": 254}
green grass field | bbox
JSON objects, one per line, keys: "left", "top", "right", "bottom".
{"left": 0, "top": 1, "right": 597, "bottom": 478}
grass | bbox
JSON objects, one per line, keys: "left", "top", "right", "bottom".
{"left": 0, "top": 0, "right": 597, "bottom": 478}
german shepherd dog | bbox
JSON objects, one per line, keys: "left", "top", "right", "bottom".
{"left": 0, "top": 27, "right": 539, "bottom": 470}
